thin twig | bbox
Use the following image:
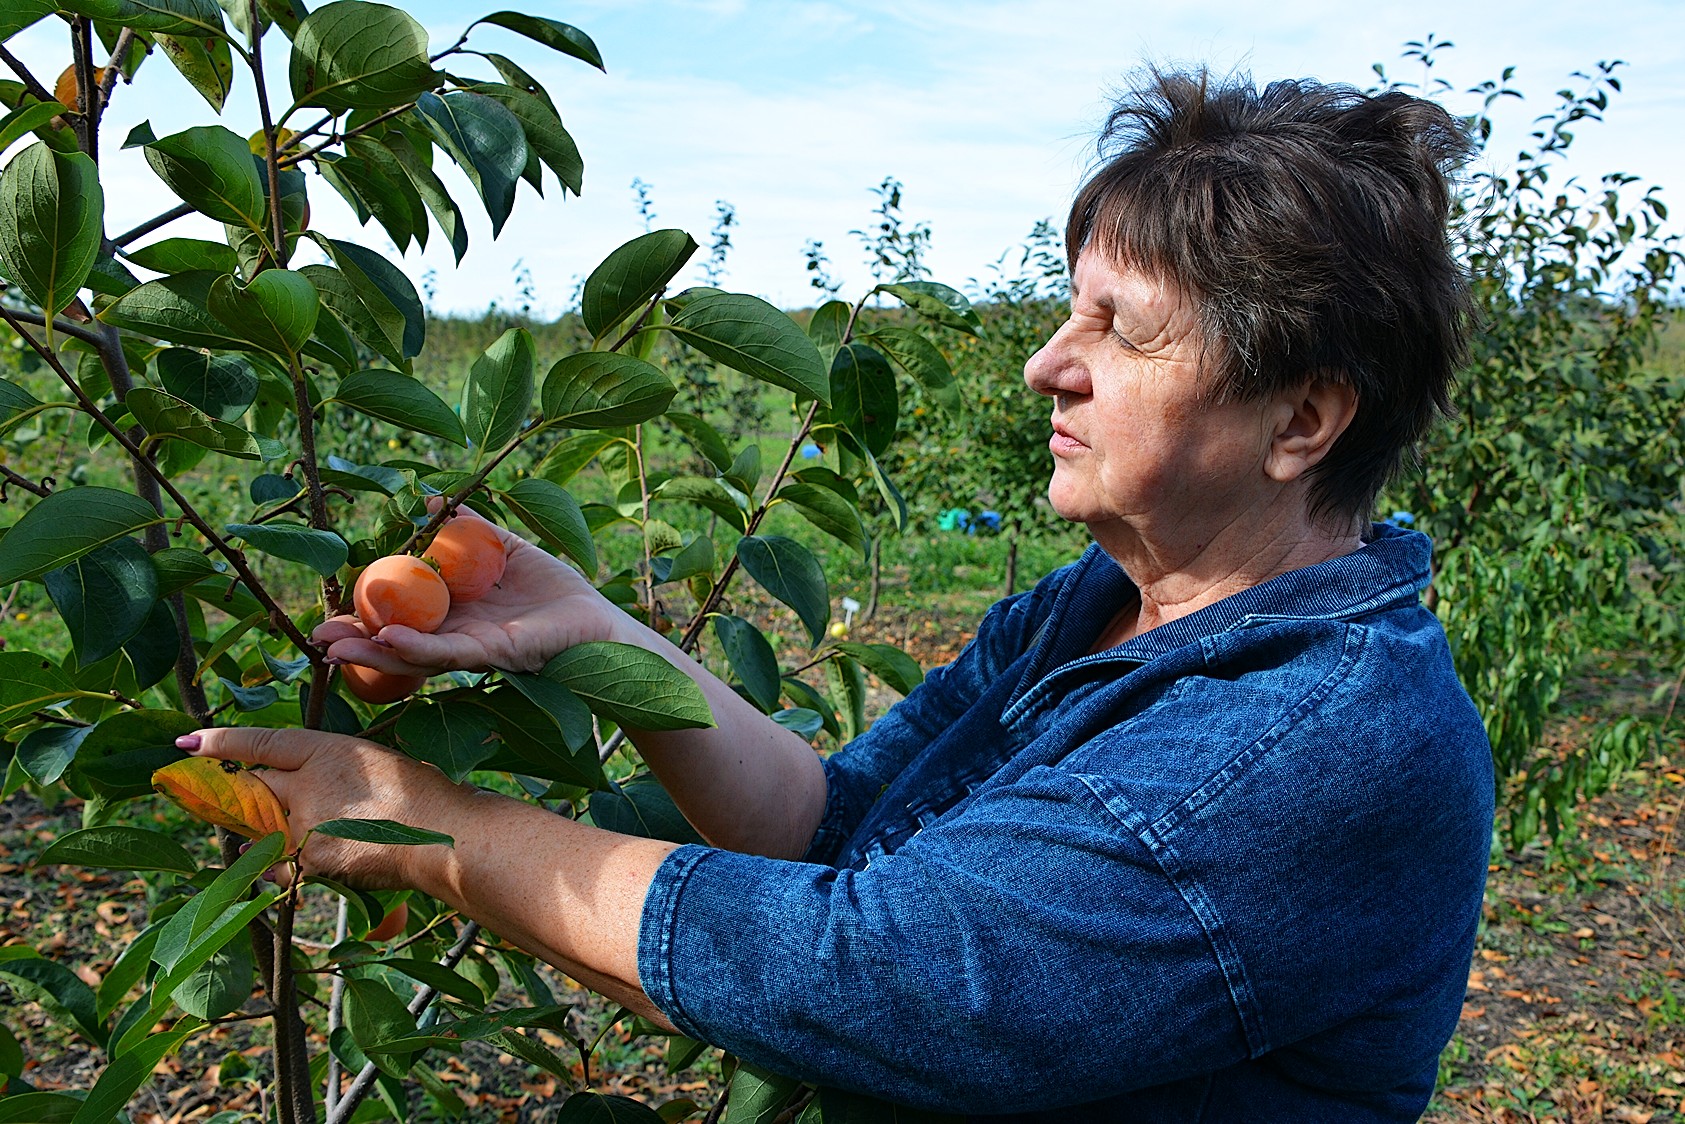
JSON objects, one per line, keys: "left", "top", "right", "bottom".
{"left": 0, "top": 45, "right": 54, "bottom": 104}
{"left": 0, "top": 466, "right": 53, "bottom": 499}
{"left": 324, "top": 896, "right": 350, "bottom": 1116}
{"left": 280, "top": 102, "right": 415, "bottom": 169}
{"left": 113, "top": 203, "right": 195, "bottom": 247}
{"left": 0, "top": 303, "right": 106, "bottom": 347}
{"left": 327, "top": 922, "right": 481, "bottom": 1124}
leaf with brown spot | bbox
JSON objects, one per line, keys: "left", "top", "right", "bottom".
{"left": 152, "top": 757, "right": 290, "bottom": 845}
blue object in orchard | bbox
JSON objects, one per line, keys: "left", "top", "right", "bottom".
{"left": 1385, "top": 511, "right": 1415, "bottom": 527}
{"left": 800, "top": 443, "right": 822, "bottom": 459}
{"left": 975, "top": 511, "right": 1002, "bottom": 533}
{"left": 938, "top": 508, "right": 971, "bottom": 533}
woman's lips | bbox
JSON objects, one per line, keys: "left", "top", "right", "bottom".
{"left": 1049, "top": 422, "right": 1085, "bottom": 455}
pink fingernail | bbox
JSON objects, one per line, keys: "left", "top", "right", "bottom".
{"left": 325, "top": 656, "right": 347, "bottom": 667}
{"left": 175, "top": 734, "right": 202, "bottom": 751}
{"left": 370, "top": 637, "right": 393, "bottom": 648}
{"left": 238, "top": 842, "right": 252, "bottom": 855}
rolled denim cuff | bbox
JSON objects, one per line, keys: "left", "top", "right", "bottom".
{"left": 636, "top": 843, "right": 718, "bottom": 1041}
{"left": 799, "top": 754, "right": 855, "bottom": 866}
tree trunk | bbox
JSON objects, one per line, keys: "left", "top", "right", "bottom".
{"left": 1003, "top": 533, "right": 1019, "bottom": 600}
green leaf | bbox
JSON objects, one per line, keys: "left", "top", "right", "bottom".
{"left": 0, "top": 0, "right": 55, "bottom": 42}
{"left": 736, "top": 535, "right": 829, "bottom": 645}
{"left": 145, "top": 126, "right": 266, "bottom": 231}
{"left": 413, "top": 89, "right": 527, "bottom": 236}
{"left": 98, "top": 923, "right": 164, "bottom": 1020}
{"left": 394, "top": 695, "right": 500, "bottom": 782}
{"left": 496, "top": 674, "right": 594, "bottom": 751}
{"left": 536, "top": 430, "right": 620, "bottom": 486}
{"left": 300, "top": 264, "right": 406, "bottom": 370}
{"left": 471, "top": 12, "right": 604, "bottom": 71}
{"left": 59, "top": 0, "right": 225, "bottom": 36}
{"left": 171, "top": 937, "right": 251, "bottom": 1020}
{"left": 340, "top": 137, "right": 425, "bottom": 253}
{"left": 307, "top": 233, "right": 425, "bottom": 360}
{"left": 0, "top": 142, "right": 103, "bottom": 323}
{"left": 0, "top": 1093, "right": 82, "bottom": 1124}
{"left": 100, "top": 270, "right": 247, "bottom": 350}
{"left": 155, "top": 32, "right": 234, "bottom": 111}
{"left": 667, "top": 291, "right": 829, "bottom": 404}
{"left": 156, "top": 348, "right": 258, "bottom": 422}
{"left": 72, "top": 708, "right": 197, "bottom": 800}
{"left": 655, "top": 476, "right": 748, "bottom": 533}
{"left": 344, "top": 975, "right": 420, "bottom": 1077}
{"left": 712, "top": 614, "right": 780, "bottom": 713}
{"left": 0, "top": 376, "right": 41, "bottom": 430}
{"left": 468, "top": 684, "right": 605, "bottom": 788}
{"left": 581, "top": 229, "right": 698, "bottom": 340}
{"left": 588, "top": 776, "right": 703, "bottom": 846}
{"left": 289, "top": 0, "right": 438, "bottom": 112}
{"left": 151, "top": 545, "right": 223, "bottom": 596}
{"left": 334, "top": 368, "right": 467, "bottom": 446}
{"left": 225, "top": 520, "right": 348, "bottom": 575}
{"left": 831, "top": 641, "right": 924, "bottom": 696}
{"left": 0, "top": 653, "right": 82, "bottom": 727}
{"left": 499, "top": 477, "right": 596, "bottom": 574}
{"left": 666, "top": 412, "right": 730, "bottom": 473}
{"left": 726, "top": 1059, "right": 801, "bottom": 1124}
{"left": 862, "top": 325, "right": 958, "bottom": 408}
{"left": 771, "top": 708, "right": 824, "bottom": 740}
{"left": 0, "top": 102, "right": 66, "bottom": 159}
{"left": 43, "top": 536, "right": 159, "bottom": 667}
{"left": 541, "top": 352, "right": 676, "bottom": 429}
{"left": 806, "top": 299, "right": 850, "bottom": 370}
{"left": 552, "top": 1094, "right": 667, "bottom": 1123}
{"left": 127, "top": 386, "right": 263, "bottom": 459}
{"left": 661, "top": 533, "right": 713, "bottom": 584}
{"left": 839, "top": 432, "right": 907, "bottom": 531}
{"left": 70, "top": 1019, "right": 203, "bottom": 1123}
{"left": 0, "top": 947, "right": 104, "bottom": 1048}
{"left": 829, "top": 343, "right": 897, "bottom": 456}
{"left": 379, "top": 130, "right": 469, "bottom": 263}
{"left": 474, "top": 83, "right": 584, "bottom": 196}
{"left": 378, "top": 957, "right": 488, "bottom": 1005}
{"left": 0, "top": 1022, "right": 19, "bottom": 1079}
{"left": 542, "top": 642, "right": 713, "bottom": 731}
{"left": 16, "top": 724, "right": 93, "bottom": 785}
{"left": 875, "top": 280, "right": 983, "bottom": 336}
{"left": 125, "top": 601, "right": 182, "bottom": 692}
{"left": 461, "top": 326, "right": 535, "bottom": 454}
{"left": 153, "top": 833, "right": 286, "bottom": 973}
{"left": 777, "top": 481, "right": 867, "bottom": 558}
{"left": 0, "top": 486, "right": 164, "bottom": 584}
{"left": 208, "top": 269, "right": 319, "bottom": 356}
{"left": 313, "top": 818, "right": 454, "bottom": 846}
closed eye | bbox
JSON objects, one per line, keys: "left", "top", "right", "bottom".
{"left": 1110, "top": 327, "right": 1138, "bottom": 350}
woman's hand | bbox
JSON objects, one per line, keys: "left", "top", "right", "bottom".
{"left": 181, "top": 726, "right": 490, "bottom": 891}
{"left": 315, "top": 505, "right": 614, "bottom": 676}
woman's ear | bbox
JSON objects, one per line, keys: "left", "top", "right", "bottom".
{"left": 1264, "top": 377, "right": 1358, "bottom": 484}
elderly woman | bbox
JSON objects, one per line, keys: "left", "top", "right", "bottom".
{"left": 184, "top": 70, "right": 1493, "bottom": 1121}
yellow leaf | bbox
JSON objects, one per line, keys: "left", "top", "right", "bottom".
{"left": 152, "top": 757, "right": 290, "bottom": 846}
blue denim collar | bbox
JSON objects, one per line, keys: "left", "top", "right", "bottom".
{"left": 1017, "top": 523, "right": 1432, "bottom": 690}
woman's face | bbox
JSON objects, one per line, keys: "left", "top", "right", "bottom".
{"left": 1023, "top": 250, "right": 1277, "bottom": 544}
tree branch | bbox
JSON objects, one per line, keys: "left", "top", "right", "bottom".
{"left": 112, "top": 202, "right": 195, "bottom": 248}
{"left": 0, "top": 44, "right": 54, "bottom": 105}
{"left": 0, "top": 304, "right": 104, "bottom": 348}
{"left": 279, "top": 101, "right": 415, "bottom": 169}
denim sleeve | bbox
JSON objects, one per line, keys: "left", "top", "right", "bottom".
{"left": 639, "top": 767, "right": 1249, "bottom": 1115}
{"left": 803, "top": 588, "right": 1046, "bottom": 866}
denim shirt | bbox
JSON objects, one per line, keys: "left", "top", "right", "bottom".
{"left": 638, "top": 525, "right": 1493, "bottom": 1121}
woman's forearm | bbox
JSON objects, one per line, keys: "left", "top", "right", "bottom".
{"left": 606, "top": 615, "right": 828, "bottom": 860}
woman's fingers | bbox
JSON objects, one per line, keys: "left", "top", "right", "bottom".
{"left": 181, "top": 725, "right": 366, "bottom": 772}
{"left": 311, "top": 615, "right": 369, "bottom": 647}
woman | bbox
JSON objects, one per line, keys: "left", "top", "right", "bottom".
{"left": 183, "top": 70, "right": 1493, "bottom": 1121}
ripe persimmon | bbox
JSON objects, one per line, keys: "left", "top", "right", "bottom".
{"left": 353, "top": 555, "right": 449, "bottom": 633}
{"left": 340, "top": 663, "right": 426, "bottom": 704}
{"left": 54, "top": 64, "right": 106, "bottom": 111}
{"left": 367, "top": 902, "right": 408, "bottom": 942}
{"left": 423, "top": 516, "right": 506, "bottom": 602}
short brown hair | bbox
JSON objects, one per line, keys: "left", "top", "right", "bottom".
{"left": 1067, "top": 69, "right": 1474, "bottom": 524}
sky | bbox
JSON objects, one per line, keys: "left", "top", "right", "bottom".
{"left": 7, "top": 0, "right": 1684, "bottom": 317}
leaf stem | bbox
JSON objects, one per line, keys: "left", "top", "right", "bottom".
{"left": 392, "top": 423, "right": 544, "bottom": 557}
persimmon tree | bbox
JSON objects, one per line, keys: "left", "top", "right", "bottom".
{"left": 0, "top": 3, "right": 969, "bottom": 1120}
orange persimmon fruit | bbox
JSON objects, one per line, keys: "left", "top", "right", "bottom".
{"left": 153, "top": 757, "right": 291, "bottom": 846}
{"left": 367, "top": 902, "right": 409, "bottom": 942}
{"left": 353, "top": 554, "right": 450, "bottom": 633}
{"left": 340, "top": 662, "right": 427, "bottom": 704}
{"left": 53, "top": 64, "right": 106, "bottom": 111}
{"left": 422, "top": 516, "right": 506, "bottom": 603}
